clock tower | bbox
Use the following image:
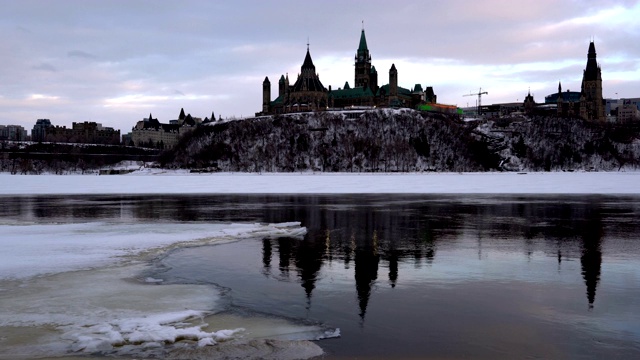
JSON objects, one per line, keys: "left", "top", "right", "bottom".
{"left": 354, "top": 28, "right": 372, "bottom": 89}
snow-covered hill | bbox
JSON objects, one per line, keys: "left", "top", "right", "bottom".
{"left": 162, "top": 110, "right": 640, "bottom": 172}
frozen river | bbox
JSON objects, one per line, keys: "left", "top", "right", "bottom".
{"left": 1, "top": 193, "right": 639, "bottom": 359}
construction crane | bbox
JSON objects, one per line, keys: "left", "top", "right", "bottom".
{"left": 463, "top": 88, "right": 488, "bottom": 117}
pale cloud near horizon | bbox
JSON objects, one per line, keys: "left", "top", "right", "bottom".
{"left": 1, "top": 0, "right": 639, "bottom": 132}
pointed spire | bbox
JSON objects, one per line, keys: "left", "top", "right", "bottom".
{"left": 358, "top": 28, "right": 368, "bottom": 51}
{"left": 148, "top": 113, "right": 153, "bottom": 121}
{"left": 302, "top": 47, "right": 315, "bottom": 70}
{"left": 179, "top": 108, "right": 185, "bottom": 120}
{"left": 583, "top": 41, "right": 600, "bottom": 81}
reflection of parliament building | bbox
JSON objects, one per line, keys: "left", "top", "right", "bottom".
{"left": 257, "top": 29, "right": 440, "bottom": 116}
{"left": 259, "top": 198, "right": 606, "bottom": 319}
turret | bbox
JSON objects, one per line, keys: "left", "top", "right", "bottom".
{"left": 557, "top": 82, "right": 564, "bottom": 117}
{"left": 389, "top": 64, "right": 398, "bottom": 100}
{"left": 278, "top": 75, "right": 285, "bottom": 97}
{"left": 370, "top": 66, "right": 378, "bottom": 93}
{"left": 262, "top": 76, "right": 271, "bottom": 114}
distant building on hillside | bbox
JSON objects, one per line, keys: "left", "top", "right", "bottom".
{"left": 0, "top": 125, "right": 28, "bottom": 141}
{"left": 46, "top": 121, "right": 120, "bottom": 145}
{"left": 618, "top": 99, "right": 640, "bottom": 123}
{"left": 130, "top": 108, "right": 202, "bottom": 149}
{"left": 257, "top": 28, "right": 446, "bottom": 115}
{"left": 32, "top": 119, "right": 53, "bottom": 142}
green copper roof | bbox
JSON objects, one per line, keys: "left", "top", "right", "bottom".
{"left": 330, "top": 86, "right": 375, "bottom": 100}
{"left": 358, "top": 29, "right": 368, "bottom": 51}
{"left": 270, "top": 95, "right": 284, "bottom": 105}
{"left": 377, "top": 84, "right": 412, "bottom": 96}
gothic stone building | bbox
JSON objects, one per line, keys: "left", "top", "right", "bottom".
{"left": 556, "top": 41, "right": 606, "bottom": 122}
{"left": 258, "top": 29, "right": 438, "bottom": 116}
{"left": 130, "top": 109, "right": 201, "bottom": 149}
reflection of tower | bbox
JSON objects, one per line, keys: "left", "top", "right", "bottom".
{"left": 386, "top": 249, "right": 399, "bottom": 288}
{"left": 424, "top": 233, "right": 435, "bottom": 264}
{"left": 580, "top": 211, "right": 603, "bottom": 309}
{"left": 295, "top": 236, "right": 325, "bottom": 303}
{"left": 277, "top": 237, "right": 292, "bottom": 276}
{"left": 343, "top": 232, "right": 356, "bottom": 268}
{"left": 262, "top": 238, "right": 272, "bottom": 275}
{"left": 354, "top": 245, "right": 379, "bottom": 321}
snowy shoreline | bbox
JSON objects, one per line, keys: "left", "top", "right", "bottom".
{"left": 0, "top": 220, "right": 331, "bottom": 359}
{"left": 2, "top": 170, "right": 640, "bottom": 195}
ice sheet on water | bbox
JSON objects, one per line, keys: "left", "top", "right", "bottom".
{"left": 0, "top": 262, "right": 332, "bottom": 358}
{"left": 0, "top": 220, "right": 324, "bottom": 358}
{"left": 2, "top": 172, "right": 640, "bottom": 194}
{"left": 0, "top": 220, "right": 306, "bottom": 280}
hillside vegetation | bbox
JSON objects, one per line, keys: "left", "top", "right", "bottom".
{"left": 161, "top": 110, "right": 640, "bottom": 172}
{"left": 0, "top": 142, "right": 159, "bottom": 174}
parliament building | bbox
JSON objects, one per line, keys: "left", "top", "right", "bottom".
{"left": 555, "top": 41, "right": 606, "bottom": 122}
{"left": 258, "top": 29, "right": 440, "bottom": 116}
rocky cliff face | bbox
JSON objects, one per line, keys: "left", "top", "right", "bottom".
{"left": 162, "top": 110, "right": 640, "bottom": 172}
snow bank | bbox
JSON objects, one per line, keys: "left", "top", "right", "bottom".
{"left": 2, "top": 171, "right": 640, "bottom": 194}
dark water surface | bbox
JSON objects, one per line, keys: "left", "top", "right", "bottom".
{"left": 2, "top": 194, "right": 640, "bottom": 359}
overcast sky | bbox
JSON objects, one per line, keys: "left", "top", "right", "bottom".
{"left": 1, "top": 0, "right": 639, "bottom": 133}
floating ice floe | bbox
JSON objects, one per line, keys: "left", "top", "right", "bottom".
{"left": 0, "top": 220, "right": 326, "bottom": 359}
{"left": 0, "top": 221, "right": 307, "bottom": 280}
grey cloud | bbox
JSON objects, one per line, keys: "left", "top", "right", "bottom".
{"left": 32, "top": 63, "right": 57, "bottom": 72}
{"left": 68, "top": 50, "right": 97, "bottom": 59}
{"left": 16, "top": 25, "right": 32, "bottom": 34}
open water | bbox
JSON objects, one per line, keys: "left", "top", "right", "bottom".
{"left": 1, "top": 194, "right": 640, "bottom": 359}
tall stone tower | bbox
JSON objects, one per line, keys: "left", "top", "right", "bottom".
{"left": 262, "top": 76, "right": 271, "bottom": 114}
{"left": 354, "top": 29, "right": 372, "bottom": 88}
{"left": 278, "top": 75, "right": 286, "bottom": 98}
{"left": 579, "top": 41, "right": 605, "bottom": 122}
{"left": 389, "top": 64, "right": 398, "bottom": 104}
